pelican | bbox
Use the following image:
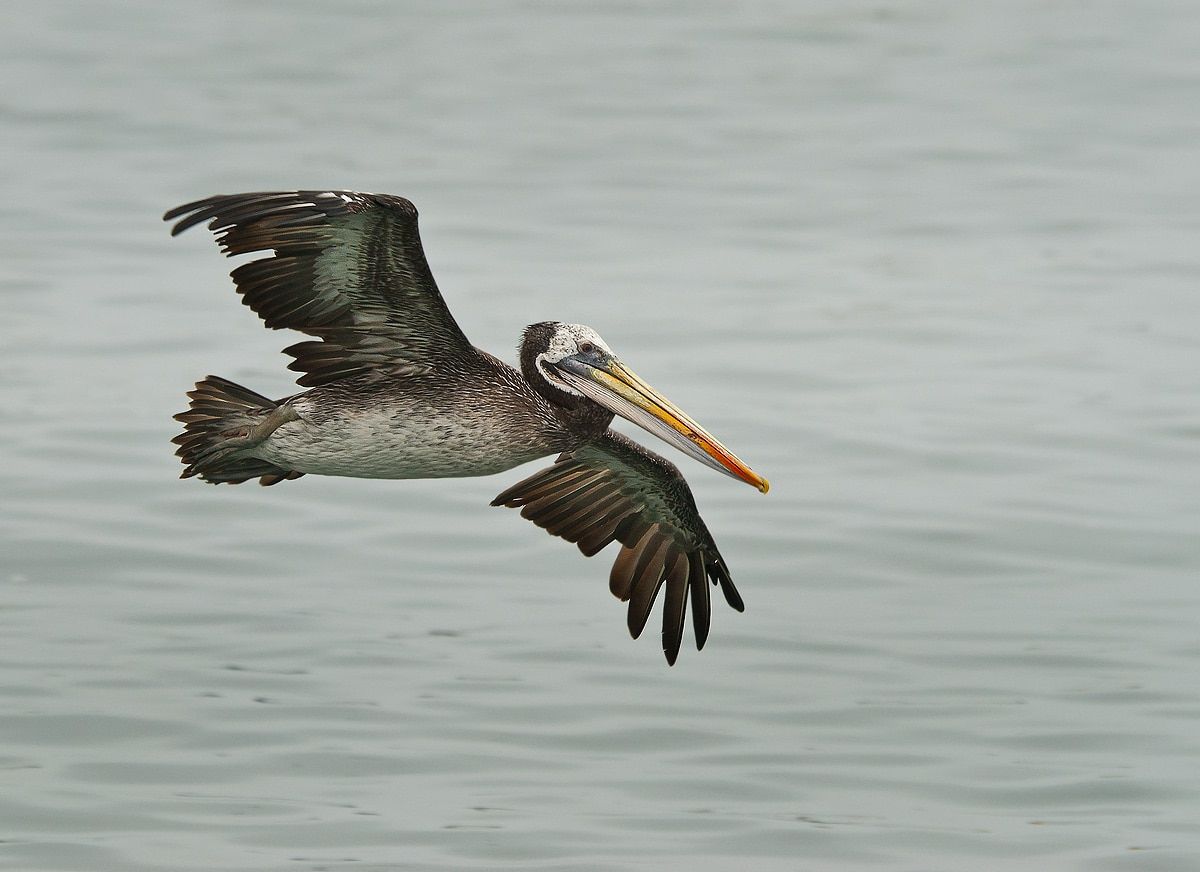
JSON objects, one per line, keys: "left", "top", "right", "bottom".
{"left": 166, "top": 191, "right": 768, "bottom": 664}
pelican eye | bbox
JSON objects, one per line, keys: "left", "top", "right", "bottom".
{"left": 578, "top": 341, "right": 596, "bottom": 355}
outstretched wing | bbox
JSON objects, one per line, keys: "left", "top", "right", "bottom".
{"left": 165, "top": 190, "right": 471, "bottom": 386}
{"left": 491, "top": 430, "right": 744, "bottom": 665}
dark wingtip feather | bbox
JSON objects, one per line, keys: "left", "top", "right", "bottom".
{"left": 661, "top": 552, "right": 689, "bottom": 666}
{"left": 689, "top": 553, "right": 711, "bottom": 651}
{"left": 710, "top": 559, "right": 744, "bottom": 612}
{"left": 163, "top": 201, "right": 197, "bottom": 224}
{"left": 164, "top": 197, "right": 218, "bottom": 234}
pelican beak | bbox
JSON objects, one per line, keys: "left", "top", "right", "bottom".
{"left": 550, "top": 355, "right": 770, "bottom": 493}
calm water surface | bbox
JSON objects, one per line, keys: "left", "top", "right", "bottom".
{"left": 3, "top": 2, "right": 1199, "bottom": 870}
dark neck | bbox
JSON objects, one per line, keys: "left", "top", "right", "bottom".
{"left": 555, "top": 394, "right": 615, "bottom": 439}
{"left": 520, "top": 345, "right": 614, "bottom": 440}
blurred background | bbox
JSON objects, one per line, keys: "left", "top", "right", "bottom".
{"left": 2, "top": 1, "right": 1199, "bottom": 870}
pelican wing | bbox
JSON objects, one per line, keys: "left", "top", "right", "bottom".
{"left": 491, "top": 430, "right": 743, "bottom": 664}
{"left": 165, "top": 190, "right": 470, "bottom": 386}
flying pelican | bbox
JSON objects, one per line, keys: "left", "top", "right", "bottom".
{"left": 166, "top": 191, "right": 768, "bottom": 664}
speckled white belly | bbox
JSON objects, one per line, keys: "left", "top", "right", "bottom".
{"left": 254, "top": 397, "right": 555, "bottom": 479}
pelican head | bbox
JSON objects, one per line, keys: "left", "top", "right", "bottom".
{"left": 520, "top": 322, "right": 769, "bottom": 493}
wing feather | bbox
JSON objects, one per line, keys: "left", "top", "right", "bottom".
{"left": 491, "top": 430, "right": 742, "bottom": 664}
{"left": 688, "top": 554, "right": 711, "bottom": 651}
{"left": 165, "top": 190, "right": 470, "bottom": 386}
{"left": 577, "top": 505, "right": 640, "bottom": 558}
{"left": 661, "top": 553, "right": 690, "bottom": 666}
{"left": 627, "top": 529, "right": 671, "bottom": 639}
{"left": 609, "top": 539, "right": 643, "bottom": 601}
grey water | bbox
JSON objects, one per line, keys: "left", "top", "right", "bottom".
{"left": 3, "top": 1, "right": 1199, "bottom": 869}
